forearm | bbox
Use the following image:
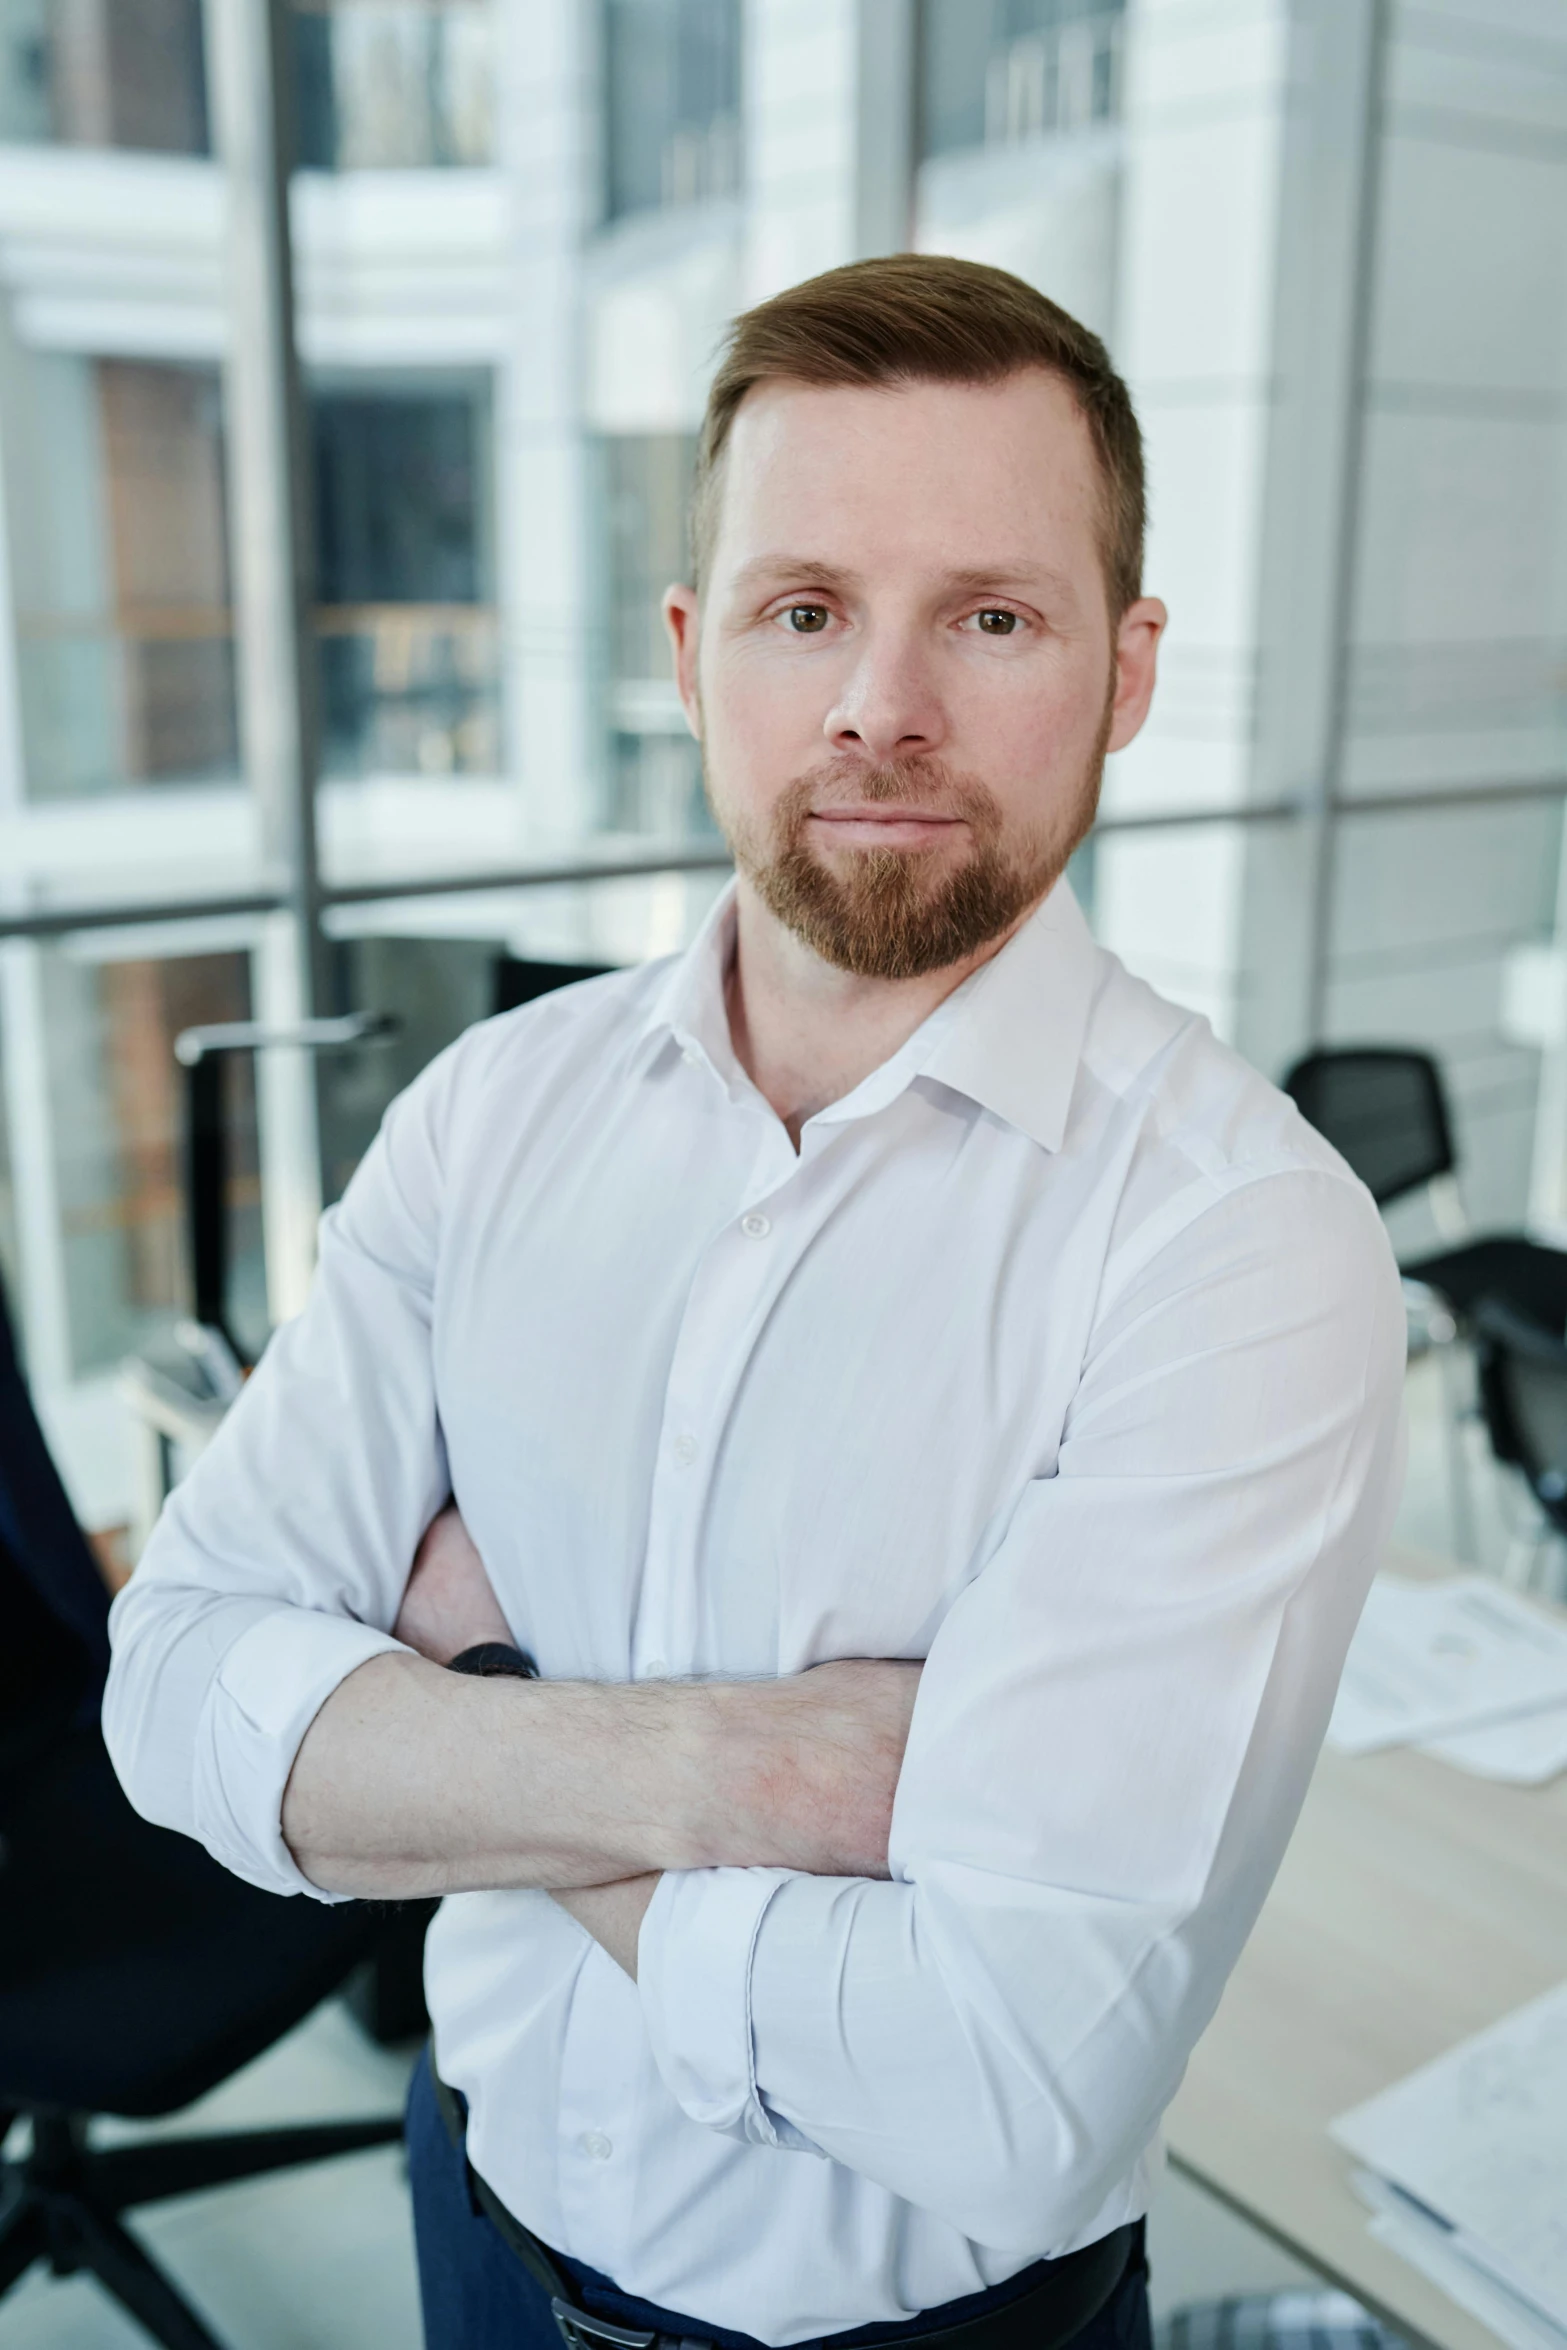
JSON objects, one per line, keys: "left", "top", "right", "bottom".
{"left": 281, "top": 1651, "right": 725, "bottom": 1897}
{"left": 280, "top": 1649, "right": 916, "bottom": 1899}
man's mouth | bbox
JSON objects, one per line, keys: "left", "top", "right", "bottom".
{"left": 805, "top": 807, "right": 966, "bottom": 848}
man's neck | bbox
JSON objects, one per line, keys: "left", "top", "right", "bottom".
{"left": 724, "top": 879, "right": 1034, "bottom": 1147}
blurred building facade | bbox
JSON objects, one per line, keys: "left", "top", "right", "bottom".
{"left": 0, "top": 0, "right": 1563, "bottom": 1533}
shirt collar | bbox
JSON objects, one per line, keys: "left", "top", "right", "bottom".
{"left": 634, "top": 881, "right": 743, "bottom": 1077}
{"left": 635, "top": 873, "right": 1098, "bottom": 1154}
{"left": 914, "top": 878, "right": 1098, "bottom": 1152}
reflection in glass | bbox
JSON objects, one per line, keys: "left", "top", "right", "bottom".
{"left": 0, "top": 0, "right": 208, "bottom": 152}
{"left": 40, "top": 947, "right": 264, "bottom": 1378}
{"left": 311, "top": 379, "right": 499, "bottom": 777}
{"left": 291, "top": 0, "right": 493, "bottom": 170}
{"left": 604, "top": 0, "right": 741, "bottom": 220}
{"left": 918, "top": 0, "right": 1123, "bottom": 163}
{"left": 10, "top": 358, "right": 238, "bottom": 800}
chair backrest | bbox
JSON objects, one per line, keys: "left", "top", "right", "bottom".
{"left": 1473, "top": 1295, "right": 1567, "bottom": 1535}
{"left": 1282, "top": 1047, "right": 1456, "bottom": 1208}
{"left": 0, "top": 1274, "right": 110, "bottom": 1747}
{"left": 493, "top": 956, "right": 616, "bottom": 1017}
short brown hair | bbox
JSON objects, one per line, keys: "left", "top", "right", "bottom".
{"left": 691, "top": 253, "right": 1145, "bottom": 617}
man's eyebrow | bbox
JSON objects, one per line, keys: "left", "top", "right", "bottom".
{"left": 725, "top": 555, "right": 1082, "bottom": 602}
{"left": 940, "top": 563, "right": 1081, "bottom": 602}
{"left": 727, "top": 555, "right": 860, "bottom": 594}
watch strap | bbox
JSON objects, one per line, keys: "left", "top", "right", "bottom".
{"left": 447, "top": 1641, "right": 539, "bottom": 1679}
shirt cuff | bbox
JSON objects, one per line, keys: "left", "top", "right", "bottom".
{"left": 192, "top": 1604, "right": 406, "bottom": 1900}
{"left": 638, "top": 1864, "right": 796, "bottom": 2145}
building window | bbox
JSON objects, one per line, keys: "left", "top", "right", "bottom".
{"left": 603, "top": 0, "right": 741, "bottom": 222}
{"left": 918, "top": 0, "right": 1124, "bottom": 163}
{"left": 311, "top": 377, "right": 499, "bottom": 779}
{"left": 0, "top": 0, "right": 209, "bottom": 153}
{"left": 11, "top": 358, "right": 237, "bottom": 801}
{"left": 41, "top": 946, "right": 263, "bottom": 1377}
{"left": 290, "top": 0, "right": 493, "bottom": 170}
{"left": 601, "top": 432, "right": 709, "bottom": 836}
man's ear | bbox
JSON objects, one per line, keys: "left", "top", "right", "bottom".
{"left": 663, "top": 585, "right": 702, "bottom": 741}
{"left": 1106, "top": 596, "right": 1167, "bottom": 756}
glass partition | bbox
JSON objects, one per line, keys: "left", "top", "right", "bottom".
{"left": 1314, "top": 2, "right": 1567, "bottom": 1232}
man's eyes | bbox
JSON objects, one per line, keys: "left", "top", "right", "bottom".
{"left": 770, "top": 604, "right": 1026, "bottom": 636}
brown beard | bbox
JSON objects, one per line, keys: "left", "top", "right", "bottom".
{"left": 710, "top": 702, "right": 1111, "bottom": 982}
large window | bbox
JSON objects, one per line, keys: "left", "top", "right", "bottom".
{"left": 603, "top": 0, "right": 741, "bottom": 221}
{"left": 601, "top": 433, "right": 708, "bottom": 836}
{"left": 291, "top": 0, "right": 493, "bottom": 170}
{"left": 0, "top": 0, "right": 208, "bottom": 153}
{"left": 918, "top": 0, "right": 1123, "bottom": 163}
{"left": 311, "top": 377, "right": 498, "bottom": 779}
{"left": 9, "top": 358, "right": 237, "bottom": 802}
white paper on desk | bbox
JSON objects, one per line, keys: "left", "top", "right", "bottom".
{"left": 1352, "top": 2174, "right": 1567, "bottom": 2350}
{"left": 1326, "top": 1576, "right": 1567, "bottom": 1755}
{"left": 1422, "top": 1702, "right": 1567, "bottom": 1784}
{"left": 1332, "top": 1982, "right": 1567, "bottom": 2332}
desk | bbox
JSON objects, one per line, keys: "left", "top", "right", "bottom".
{"left": 1165, "top": 1544, "right": 1567, "bottom": 2350}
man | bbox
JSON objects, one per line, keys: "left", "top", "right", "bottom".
{"left": 105, "top": 256, "right": 1405, "bottom": 2350}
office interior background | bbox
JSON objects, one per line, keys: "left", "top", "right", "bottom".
{"left": 0, "top": 0, "right": 1558, "bottom": 1566}
{"left": 0, "top": 2, "right": 1564, "bottom": 2347}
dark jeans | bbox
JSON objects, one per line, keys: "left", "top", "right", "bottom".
{"left": 406, "top": 2050, "right": 1153, "bottom": 2350}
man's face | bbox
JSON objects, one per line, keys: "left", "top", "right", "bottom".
{"left": 664, "top": 368, "right": 1165, "bottom": 981}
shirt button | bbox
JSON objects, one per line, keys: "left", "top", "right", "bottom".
{"left": 643, "top": 1657, "right": 668, "bottom": 1679}
{"left": 670, "top": 1434, "right": 697, "bottom": 1467}
{"left": 740, "top": 1211, "right": 771, "bottom": 1238}
{"left": 681, "top": 1047, "right": 700, "bottom": 1066}
{"left": 579, "top": 2131, "right": 613, "bottom": 2161}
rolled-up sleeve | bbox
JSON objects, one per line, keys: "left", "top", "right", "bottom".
{"left": 103, "top": 1043, "right": 462, "bottom": 1900}
{"left": 638, "top": 1167, "right": 1407, "bottom": 2247}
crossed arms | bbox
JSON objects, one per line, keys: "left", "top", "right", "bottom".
{"left": 281, "top": 1504, "right": 921, "bottom": 1975}
{"left": 104, "top": 1049, "right": 1407, "bottom": 2243}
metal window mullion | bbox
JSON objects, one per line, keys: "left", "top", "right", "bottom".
{"left": 202, "top": 0, "right": 326, "bottom": 1025}
{"left": 1302, "top": 0, "right": 1393, "bottom": 1045}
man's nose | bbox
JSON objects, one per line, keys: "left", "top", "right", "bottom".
{"left": 823, "top": 627, "right": 948, "bottom": 763}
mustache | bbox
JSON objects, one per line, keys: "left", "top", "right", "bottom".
{"left": 780, "top": 757, "right": 1003, "bottom": 823}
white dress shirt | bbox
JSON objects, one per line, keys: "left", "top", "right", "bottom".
{"left": 105, "top": 878, "right": 1405, "bottom": 2346}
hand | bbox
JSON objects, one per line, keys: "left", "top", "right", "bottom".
{"left": 700, "top": 1659, "right": 923, "bottom": 1881}
{"left": 394, "top": 1503, "right": 513, "bottom": 1666}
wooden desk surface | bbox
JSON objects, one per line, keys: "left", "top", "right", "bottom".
{"left": 1165, "top": 1547, "right": 1567, "bottom": 2350}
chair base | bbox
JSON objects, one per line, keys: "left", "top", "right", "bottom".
{"left": 1, "top": 2105, "right": 403, "bottom": 2350}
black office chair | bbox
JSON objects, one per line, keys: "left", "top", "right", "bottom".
{"left": 492, "top": 953, "right": 616, "bottom": 1017}
{"left": 1283, "top": 1045, "right": 1567, "bottom": 1562}
{"left": 0, "top": 1275, "right": 405, "bottom": 2350}
{"left": 1282, "top": 1046, "right": 1567, "bottom": 1324}
{"left": 1473, "top": 1293, "right": 1567, "bottom": 1585}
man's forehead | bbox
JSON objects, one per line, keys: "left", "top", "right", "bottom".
{"left": 713, "top": 372, "right": 1102, "bottom": 584}
{"left": 725, "top": 367, "right": 1094, "bottom": 470}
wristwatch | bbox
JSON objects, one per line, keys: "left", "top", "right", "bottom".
{"left": 447, "top": 1642, "right": 539, "bottom": 1680}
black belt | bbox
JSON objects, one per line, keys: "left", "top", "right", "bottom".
{"left": 432, "top": 2066, "right": 1141, "bottom": 2350}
